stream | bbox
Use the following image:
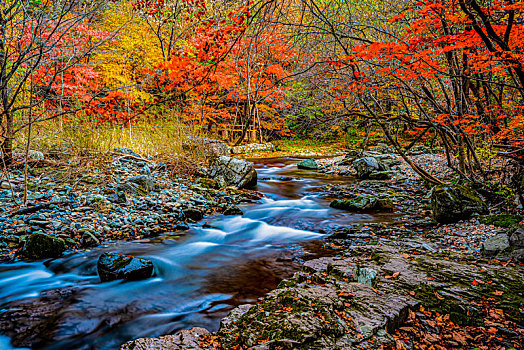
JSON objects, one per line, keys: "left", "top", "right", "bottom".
{"left": 0, "top": 157, "right": 390, "bottom": 350}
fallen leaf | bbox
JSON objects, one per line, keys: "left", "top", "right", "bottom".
{"left": 492, "top": 290, "right": 504, "bottom": 296}
{"left": 402, "top": 253, "right": 410, "bottom": 259}
{"left": 393, "top": 271, "right": 401, "bottom": 278}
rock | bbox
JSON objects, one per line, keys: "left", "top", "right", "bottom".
{"left": 355, "top": 267, "right": 377, "bottom": 286}
{"left": 508, "top": 227, "right": 524, "bottom": 247}
{"left": 183, "top": 208, "right": 204, "bottom": 222}
{"left": 207, "top": 156, "right": 257, "bottom": 189}
{"left": 28, "top": 150, "right": 44, "bottom": 160}
{"left": 430, "top": 185, "right": 488, "bottom": 224}
{"left": 195, "top": 177, "right": 219, "bottom": 189}
{"left": 296, "top": 158, "right": 318, "bottom": 170}
{"left": 81, "top": 231, "right": 100, "bottom": 247}
{"left": 23, "top": 232, "right": 66, "bottom": 259}
{"left": 330, "top": 196, "right": 394, "bottom": 212}
{"left": 353, "top": 157, "right": 388, "bottom": 179}
{"left": 482, "top": 234, "right": 511, "bottom": 256}
{"left": 107, "top": 191, "right": 127, "bottom": 204}
{"left": 223, "top": 205, "right": 243, "bottom": 215}
{"left": 113, "top": 147, "right": 142, "bottom": 158}
{"left": 120, "top": 327, "right": 210, "bottom": 350}
{"left": 231, "top": 142, "right": 275, "bottom": 154}
{"left": 119, "top": 175, "right": 156, "bottom": 195}
{"left": 337, "top": 149, "right": 363, "bottom": 166}
{"left": 97, "top": 252, "right": 154, "bottom": 282}
{"left": 368, "top": 171, "right": 395, "bottom": 180}
{"left": 183, "top": 136, "right": 230, "bottom": 157}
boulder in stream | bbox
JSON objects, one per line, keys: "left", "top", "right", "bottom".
{"left": 97, "top": 252, "right": 154, "bottom": 282}
{"left": 23, "top": 232, "right": 66, "bottom": 259}
{"left": 207, "top": 156, "right": 257, "bottom": 189}
{"left": 430, "top": 184, "right": 488, "bottom": 223}
{"left": 297, "top": 158, "right": 319, "bottom": 170}
{"left": 223, "top": 205, "right": 243, "bottom": 215}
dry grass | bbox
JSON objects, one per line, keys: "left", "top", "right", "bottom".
{"left": 12, "top": 115, "right": 211, "bottom": 179}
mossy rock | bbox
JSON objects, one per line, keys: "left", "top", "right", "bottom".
{"left": 330, "top": 196, "right": 394, "bottom": 212}
{"left": 430, "top": 184, "right": 488, "bottom": 224}
{"left": 480, "top": 214, "right": 523, "bottom": 228}
{"left": 195, "top": 177, "right": 219, "bottom": 189}
{"left": 23, "top": 232, "right": 66, "bottom": 259}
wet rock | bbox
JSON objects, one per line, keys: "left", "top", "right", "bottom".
{"left": 296, "top": 158, "right": 318, "bottom": 170}
{"left": 223, "top": 205, "right": 243, "bottom": 216}
{"left": 183, "top": 208, "right": 204, "bottom": 222}
{"left": 353, "top": 157, "right": 388, "bottom": 179}
{"left": 330, "top": 196, "right": 394, "bottom": 211}
{"left": 120, "top": 327, "right": 210, "bottom": 350}
{"left": 183, "top": 136, "right": 230, "bottom": 157}
{"left": 23, "top": 232, "right": 66, "bottom": 259}
{"left": 207, "top": 156, "right": 257, "bottom": 189}
{"left": 195, "top": 177, "right": 219, "bottom": 189}
{"left": 175, "top": 222, "right": 190, "bottom": 231}
{"left": 81, "top": 231, "right": 100, "bottom": 248}
{"left": 430, "top": 185, "right": 488, "bottom": 224}
{"left": 97, "top": 252, "right": 154, "bottom": 282}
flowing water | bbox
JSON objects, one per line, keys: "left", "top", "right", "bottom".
{"left": 0, "top": 158, "right": 389, "bottom": 350}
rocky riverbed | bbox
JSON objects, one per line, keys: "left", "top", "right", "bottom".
{"left": 121, "top": 145, "right": 523, "bottom": 350}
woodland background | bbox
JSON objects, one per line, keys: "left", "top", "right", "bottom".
{"left": 1, "top": 0, "right": 524, "bottom": 200}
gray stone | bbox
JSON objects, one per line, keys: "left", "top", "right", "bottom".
{"left": 430, "top": 185, "right": 488, "bottom": 224}
{"left": 113, "top": 147, "right": 142, "bottom": 158}
{"left": 353, "top": 157, "right": 388, "bottom": 179}
{"left": 23, "top": 233, "right": 66, "bottom": 259}
{"left": 508, "top": 228, "right": 524, "bottom": 247}
{"left": 482, "top": 233, "right": 511, "bottom": 256}
{"left": 231, "top": 143, "right": 275, "bottom": 154}
{"left": 119, "top": 175, "right": 156, "bottom": 195}
{"left": 207, "top": 156, "right": 257, "bottom": 189}
{"left": 297, "top": 158, "right": 319, "bottom": 170}
{"left": 183, "top": 136, "right": 230, "bottom": 157}
{"left": 120, "top": 327, "right": 210, "bottom": 350}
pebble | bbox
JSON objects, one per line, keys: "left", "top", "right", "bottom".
{"left": 0, "top": 151, "right": 257, "bottom": 258}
